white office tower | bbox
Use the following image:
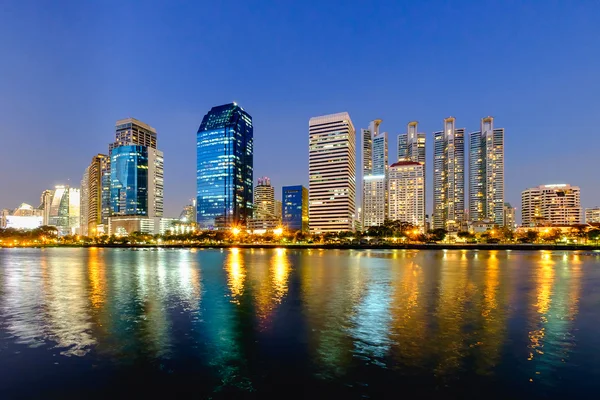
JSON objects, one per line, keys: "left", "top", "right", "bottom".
{"left": 309, "top": 112, "right": 356, "bottom": 233}
{"left": 469, "top": 117, "right": 505, "bottom": 225}
{"left": 433, "top": 117, "right": 465, "bottom": 231}
{"left": 362, "top": 120, "right": 388, "bottom": 228}
{"left": 388, "top": 161, "right": 425, "bottom": 229}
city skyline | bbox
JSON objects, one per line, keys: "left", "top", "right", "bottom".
{"left": 1, "top": 2, "right": 599, "bottom": 219}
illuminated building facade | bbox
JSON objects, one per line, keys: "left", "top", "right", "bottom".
{"left": 309, "top": 112, "right": 356, "bottom": 233}
{"left": 48, "top": 185, "right": 81, "bottom": 235}
{"left": 282, "top": 185, "right": 308, "bottom": 232}
{"left": 362, "top": 119, "right": 388, "bottom": 228}
{"left": 196, "top": 103, "right": 253, "bottom": 229}
{"left": 585, "top": 207, "right": 600, "bottom": 223}
{"left": 388, "top": 161, "right": 425, "bottom": 229}
{"left": 82, "top": 154, "right": 110, "bottom": 236}
{"left": 469, "top": 117, "right": 505, "bottom": 225}
{"left": 503, "top": 202, "right": 516, "bottom": 229}
{"left": 109, "top": 118, "right": 164, "bottom": 222}
{"left": 398, "top": 121, "right": 426, "bottom": 164}
{"left": 0, "top": 203, "right": 43, "bottom": 230}
{"left": 521, "top": 184, "right": 581, "bottom": 226}
{"left": 433, "top": 117, "right": 465, "bottom": 231}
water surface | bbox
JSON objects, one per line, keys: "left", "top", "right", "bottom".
{"left": 1, "top": 248, "right": 599, "bottom": 399}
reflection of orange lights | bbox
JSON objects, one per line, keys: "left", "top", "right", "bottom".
{"left": 226, "top": 248, "right": 244, "bottom": 303}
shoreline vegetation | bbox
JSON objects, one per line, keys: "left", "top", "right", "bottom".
{"left": 1, "top": 243, "right": 600, "bottom": 251}
{"left": 2, "top": 222, "right": 600, "bottom": 251}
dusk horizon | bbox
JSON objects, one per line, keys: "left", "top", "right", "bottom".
{"left": 1, "top": 1, "right": 599, "bottom": 219}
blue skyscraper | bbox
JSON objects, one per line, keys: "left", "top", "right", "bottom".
{"left": 196, "top": 103, "right": 253, "bottom": 229}
{"left": 282, "top": 185, "right": 308, "bottom": 232}
{"left": 110, "top": 145, "right": 149, "bottom": 216}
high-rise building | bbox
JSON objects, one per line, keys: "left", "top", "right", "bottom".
{"left": 309, "top": 112, "right": 356, "bottom": 233}
{"left": 433, "top": 117, "right": 465, "bottom": 231}
{"left": 80, "top": 167, "right": 90, "bottom": 236}
{"left": 274, "top": 200, "right": 282, "bottom": 221}
{"left": 47, "top": 185, "right": 81, "bottom": 236}
{"left": 109, "top": 119, "right": 164, "bottom": 221}
{"left": 503, "top": 202, "right": 516, "bottom": 229}
{"left": 110, "top": 118, "right": 157, "bottom": 151}
{"left": 248, "top": 177, "right": 279, "bottom": 231}
{"left": 469, "top": 117, "right": 505, "bottom": 225}
{"left": 40, "top": 189, "right": 53, "bottom": 226}
{"left": 82, "top": 154, "right": 110, "bottom": 236}
{"left": 110, "top": 145, "right": 163, "bottom": 218}
{"left": 585, "top": 207, "right": 600, "bottom": 224}
{"left": 521, "top": 184, "right": 581, "bottom": 226}
{"left": 362, "top": 120, "right": 388, "bottom": 228}
{"left": 282, "top": 185, "right": 308, "bottom": 232}
{"left": 398, "top": 121, "right": 426, "bottom": 164}
{"left": 254, "top": 177, "right": 275, "bottom": 218}
{"left": 397, "top": 121, "right": 426, "bottom": 225}
{"left": 388, "top": 161, "right": 425, "bottom": 229}
{"left": 196, "top": 103, "right": 253, "bottom": 229}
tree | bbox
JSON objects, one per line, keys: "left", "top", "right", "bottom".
{"left": 587, "top": 229, "right": 600, "bottom": 245}
{"left": 428, "top": 228, "right": 447, "bottom": 242}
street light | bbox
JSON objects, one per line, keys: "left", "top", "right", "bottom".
{"left": 232, "top": 227, "right": 241, "bottom": 236}
{"left": 274, "top": 227, "right": 283, "bottom": 236}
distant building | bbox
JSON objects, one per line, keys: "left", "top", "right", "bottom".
{"left": 40, "top": 189, "right": 53, "bottom": 226}
{"left": 282, "top": 185, "right": 308, "bottom": 232}
{"left": 309, "top": 112, "right": 356, "bottom": 233}
{"left": 397, "top": 121, "right": 426, "bottom": 225}
{"left": 196, "top": 103, "right": 253, "bottom": 229}
{"left": 433, "top": 117, "right": 465, "bottom": 232}
{"left": 585, "top": 207, "right": 600, "bottom": 224}
{"left": 388, "top": 161, "right": 425, "bottom": 229}
{"left": 81, "top": 154, "right": 110, "bottom": 236}
{"left": 254, "top": 177, "right": 275, "bottom": 218}
{"left": 47, "top": 185, "right": 81, "bottom": 236}
{"left": 109, "top": 118, "right": 164, "bottom": 220}
{"left": 521, "top": 184, "right": 581, "bottom": 226}
{"left": 468, "top": 220, "right": 496, "bottom": 234}
{"left": 469, "top": 117, "right": 505, "bottom": 225}
{"left": 179, "top": 200, "right": 197, "bottom": 224}
{"left": 249, "top": 177, "right": 279, "bottom": 231}
{"left": 362, "top": 119, "right": 388, "bottom": 228}
{"left": 274, "top": 200, "right": 282, "bottom": 221}
{"left": 0, "top": 203, "right": 43, "bottom": 230}
{"left": 398, "top": 121, "right": 426, "bottom": 164}
{"left": 503, "top": 202, "right": 516, "bottom": 229}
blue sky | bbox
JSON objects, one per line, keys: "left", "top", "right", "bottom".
{"left": 1, "top": 0, "right": 599, "bottom": 219}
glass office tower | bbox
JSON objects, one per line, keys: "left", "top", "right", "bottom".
{"left": 110, "top": 145, "right": 149, "bottom": 216}
{"left": 282, "top": 185, "right": 308, "bottom": 232}
{"left": 196, "top": 103, "right": 253, "bottom": 229}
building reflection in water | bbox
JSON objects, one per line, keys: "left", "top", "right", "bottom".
{"left": 0, "top": 247, "right": 593, "bottom": 395}
{"left": 527, "top": 251, "right": 582, "bottom": 384}
{"left": 301, "top": 250, "right": 367, "bottom": 378}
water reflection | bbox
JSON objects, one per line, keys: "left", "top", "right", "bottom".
{"left": 0, "top": 248, "right": 597, "bottom": 397}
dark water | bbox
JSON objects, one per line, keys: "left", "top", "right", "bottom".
{"left": 1, "top": 248, "right": 600, "bottom": 399}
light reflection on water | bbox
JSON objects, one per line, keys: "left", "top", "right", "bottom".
{"left": 0, "top": 248, "right": 599, "bottom": 398}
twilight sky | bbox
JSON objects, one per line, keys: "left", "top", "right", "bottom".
{"left": 1, "top": 0, "right": 599, "bottom": 219}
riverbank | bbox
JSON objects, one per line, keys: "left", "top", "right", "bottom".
{"left": 2, "top": 243, "right": 600, "bottom": 251}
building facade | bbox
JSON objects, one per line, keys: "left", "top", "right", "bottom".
{"left": 47, "top": 185, "right": 81, "bottom": 236}
{"left": 397, "top": 121, "right": 426, "bottom": 227}
{"left": 254, "top": 177, "right": 275, "bottom": 218}
{"left": 196, "top": 103, "right": 253, "bottom": 229}
{"left": 82, "top": 154, "right": 110, "bottom": 236}
{"left": 433, "top": 117, "right": 465, "bottom": 231}
{"left": 309, "top": 112, "right": 356, "bottom": 233}
{"left": 362, "top": 120, "right": 388, "bottom": 228}
{"left": 282, "top": 185, "right": 308, "bottom": 232}
{"left": 388, "top": 161, "right": 425, "bottom": 229}
{"left": 398, "top": 121, "right": 426, "bottom": 164}
{"left": 585, "top": 207, "right": 600, "bottom": 224}
{"left": 521, "top": 184, "right": 581, "bottom": 226}
{"left": 503, "top": 202, "right": 516, "bottom": 229}
{"left": 469, "top": 117, "right": 505, "bottom": 225}
{"left": 109, "top": 119, "right": 164, "bottom": 223}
